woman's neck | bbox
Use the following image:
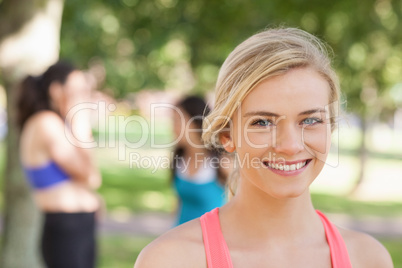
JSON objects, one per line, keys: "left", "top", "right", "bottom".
{"left": 221, "top": 176, "right": 322, "bottom": 245}
{"left": 181, "top": 146, "right": 210, "bottom": 176}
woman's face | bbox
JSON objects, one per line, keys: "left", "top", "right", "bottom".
{"left": 51, "top": 71, "right": 90, "bottom": 117}
{"left": 62, "top": 71, "right": 90, "bottom": 106}
{"left": 226, "top": 67, "right": 332, "bottom": 199}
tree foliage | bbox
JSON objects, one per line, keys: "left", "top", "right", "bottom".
{"left": 60, "top": 0, "right": 402, "bottom": 119}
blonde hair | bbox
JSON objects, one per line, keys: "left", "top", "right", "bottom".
{"left": 202, "top": 27, "right": 340, "bottom": 197}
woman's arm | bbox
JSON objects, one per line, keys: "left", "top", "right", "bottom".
{"left": 40, "top": 111, "right": 101, "bottom": 189}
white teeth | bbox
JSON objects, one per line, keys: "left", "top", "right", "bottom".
{"left": 266, "top": 161, "right": 307, "bottom": 171}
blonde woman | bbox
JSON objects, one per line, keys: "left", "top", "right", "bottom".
{"left": 134, "top": 28, "right": 392, "bottom": 268}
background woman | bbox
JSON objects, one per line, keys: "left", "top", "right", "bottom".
{"left": 17, "top": 61, "right": 101, "bottom": 268}
{"left": 135, "top": 28, "right": 392, "bottom": 267}
{"left": 171, "top": 96, "right": 227, "bottom": 225}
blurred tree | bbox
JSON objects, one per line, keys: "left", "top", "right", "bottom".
{"left": 60, "top": 0, "right": 402, "bottom": 191}
{"left": 0, "top": 0, "right": 65, "bottom": 267}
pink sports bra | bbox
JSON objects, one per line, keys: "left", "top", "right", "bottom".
{"left": 200, "top": 208, "right": 352, "bottom": 268}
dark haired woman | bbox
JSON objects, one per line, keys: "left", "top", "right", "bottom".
{"left": 17, "top": 61, "right": 101, "bottom": 268}
{"left": 171, "top": 96, "right": 228, "bottom": 225}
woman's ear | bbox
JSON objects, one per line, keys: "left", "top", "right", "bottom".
{"left": 219, "top": 131, "right": 235, "bottom": 153}
{"left": 48, "top": 81, "right": 64, "bottom": 112}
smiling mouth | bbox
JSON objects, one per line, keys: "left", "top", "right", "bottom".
{"left": 262, "top": 159, "right": 312, "bottom": 171}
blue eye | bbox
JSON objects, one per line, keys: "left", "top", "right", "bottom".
{"left": 302, "top": 118, "right": 322, "bottom": 125}
{"left": 251, "top": 119, "right": 273, "bottom": 127}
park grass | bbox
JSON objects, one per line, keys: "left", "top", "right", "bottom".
{"left": 98, "top": 159, "right": 402, "bottom": 218}
{"left": 98, "top": 235, "right": 155, "bottom": 268}
{"left": 311, "top": 193, "right": 402, "bottom": 218}
{"left": 381, "top": 239, "right": 402, "bottom": 266}
{"left": 98, "top": 165, "right": 176, "bottom": 213}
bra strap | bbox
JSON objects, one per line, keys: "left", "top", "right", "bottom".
{"left": 200, "top": 208, "right": 233, "bottom": 268}
{"left": 316, "top": 210, "right": 352, "bottom": 268}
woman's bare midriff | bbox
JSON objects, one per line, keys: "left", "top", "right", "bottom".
{"left": 33, "top": 181, "right": 99, "bottom": 213}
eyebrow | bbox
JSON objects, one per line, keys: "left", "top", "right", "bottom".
{"left": 243, "top": 108, "right": 326, "bottom": 117}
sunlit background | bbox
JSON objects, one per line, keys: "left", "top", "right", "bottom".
{"left": 0, "top": 0, "right": 401, "bottom": 267}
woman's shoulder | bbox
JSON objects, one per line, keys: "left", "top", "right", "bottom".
{"left": 19, "top": 111, "right": 64, "bottom": 164}
{"left": 23, "top": 111, "right": 64, "bottom": 135}
{"left": 23, "top": 110, "right": 63, "bottom": 131}
{"left": 134, "top": 218, "right": 206, "bottom": 268}
{"left": 20, "top": 111, "right": 62, "bottom": 139}
{"left": 29, "top": 110, "right": 63, "bottom": 124}
{"left": 338, "top": 227, "right": 393, "bottom": 268}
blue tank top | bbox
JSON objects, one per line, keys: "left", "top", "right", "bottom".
{"left": 23, "top": 161, "right": 70, "bottom": 189}
{"left": 174, "top": 167, "right": 225, "bottom": 225}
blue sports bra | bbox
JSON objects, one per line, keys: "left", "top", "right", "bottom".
{"left": 23, "top": 161, "right": 70, "bottom": 189}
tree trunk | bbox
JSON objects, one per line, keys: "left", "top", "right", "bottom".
{"left": 0, "top": 78, "right": 42, "bottom": 267}
{"left": 0, "top": 0, "right": 64, "bottom": 267}
{"left": 350, "top": 113, "right": 368, "bottom": 194}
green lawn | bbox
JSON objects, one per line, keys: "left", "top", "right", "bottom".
{"left": 381, "top": 239, "right": 402, "bottom": 266}
{"left": 98, "top": 236, "right": 155, "bottom": 268}
{"left": 311, "top": 193, "right": 402, "bottom": 218}
{"left": 98, "top": 153, "right": 402, "bottom": 218}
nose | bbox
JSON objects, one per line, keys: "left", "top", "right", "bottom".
{"left": 272, "top": 124, "right": 304, "bottom": 155}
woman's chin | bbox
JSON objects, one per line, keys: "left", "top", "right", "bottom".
{"left": 264, "top": 185, "right": 310, "bottom": 200}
